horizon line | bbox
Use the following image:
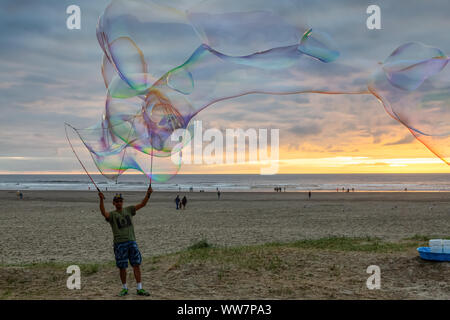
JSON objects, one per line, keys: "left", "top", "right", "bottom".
{"left": 2, "top": 172, "right": 450, "bottom": 175}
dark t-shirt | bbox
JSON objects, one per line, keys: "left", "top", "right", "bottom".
{"left": 107, "top": 206, "right": 136, "bottom": 244}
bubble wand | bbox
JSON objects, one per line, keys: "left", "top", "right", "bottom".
{"left": 64, "top": 123, "right": 101, "bottom": 193}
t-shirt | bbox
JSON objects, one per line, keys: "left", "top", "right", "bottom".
{"left": 107, "top": 206, "right": 136, "bottom": 244}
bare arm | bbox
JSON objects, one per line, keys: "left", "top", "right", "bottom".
{"left": 98, "top": 192, "right": 110, "bottom": 220}
{"left": 135, "top": 185, "right": 153, "bottom": 211}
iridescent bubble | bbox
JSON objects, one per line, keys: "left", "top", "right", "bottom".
{"left": 369, "top": 42, "right": 450, "bottom": 163}
{"left": 298, "top": 28, "right": 340, "bottom": 63}
{"left": 73, "top": 0, "right": 450, "bottom": 184}
{"left": 382, "top": 42, "right": 448, "bottom": 91}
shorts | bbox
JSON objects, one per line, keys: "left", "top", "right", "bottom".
{"left": 113, "top": 240, "right": 142, "bottom": 269}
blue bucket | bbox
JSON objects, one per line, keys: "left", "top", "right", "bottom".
{"left": 417, "top": 247, "right": 450, "bottom": 262}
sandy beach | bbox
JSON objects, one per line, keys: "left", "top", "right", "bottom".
{"left": 1, "top": 190, "right": 450, "bottom": 299}
{"left": 1, "top": 190, "right": 450, "bottom": 265}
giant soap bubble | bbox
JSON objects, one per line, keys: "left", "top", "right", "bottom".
{"left": 67, "top": 0, "right": 369, "bottom": 185}
{"left": 66, "top": 0, "right": 450, "bottom": 186}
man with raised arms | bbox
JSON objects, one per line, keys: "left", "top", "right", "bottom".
{"left": 98, "top": 185, "right": 153, "bottom": 296}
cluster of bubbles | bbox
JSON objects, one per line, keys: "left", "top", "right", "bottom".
{"left": 66, "top": 0, "right": 450, "bottom": 183}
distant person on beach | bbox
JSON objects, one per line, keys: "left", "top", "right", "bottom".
{"left": 175, "top": 195, "right": 180, "bottom": 210}
{"left": 16, "top": 190, "right": 20, "bottom": 199}
{"left": 308, "top": 191, "right": 311, "bottom": 199}
{"left": 217, "top": 190, "right": 221, "bottom": 199}
{"left": 98, "top": 185, "right": 153, "bottom": 297}
{"left": 182, "top": 196, "right": 187, "bottom": 209}
{"left": 19, "top": 191, "right": 23, "bottom": 200}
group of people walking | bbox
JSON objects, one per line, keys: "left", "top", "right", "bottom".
{"left": 174, "top": 188, "right": 222, "bottom": 209}
{"left": 174, "top": 195, "right": 187, "bottom": 210}
{"left": 337, "top": 187, "right": 355, "bottom": 192}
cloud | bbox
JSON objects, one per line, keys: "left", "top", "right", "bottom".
{"left": 1, "top": 0, "right": 450, "bottom": 172}
{"left": 383, "top": 135, "right": 415, "bottom": 146}
{"left": 288, "top": 123, "right": 322, "bottom": 136}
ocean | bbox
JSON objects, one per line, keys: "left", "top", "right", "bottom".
{"left": 2, "top": 174, "right": 450, "bottom": 192}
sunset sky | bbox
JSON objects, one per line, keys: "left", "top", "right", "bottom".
{"left": 1, "top": 0, "right": 450, "bottom": 175}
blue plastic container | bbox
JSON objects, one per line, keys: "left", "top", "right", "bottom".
{"left": 417, "top": 247, "right": 450, "bottom": 262}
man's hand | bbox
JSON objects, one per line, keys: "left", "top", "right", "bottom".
{"left": 146, "top": 186, "right": 153, "bottom": 196}
{"left": 98, "top": 192, "right": 105, "bottom": 200}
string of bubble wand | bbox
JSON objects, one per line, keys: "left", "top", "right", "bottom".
{"left": 64, "top": 122, "right": 101, "bottom": 193}
{"left": 149, "top": 142, "right": 154, "bottom": 188}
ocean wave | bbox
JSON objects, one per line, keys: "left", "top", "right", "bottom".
{"left": 3, "top": 174, "right": 450, "bottom": 192}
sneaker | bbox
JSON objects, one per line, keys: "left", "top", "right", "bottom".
{"left": 118, "top": 288, "right": 129, "bottom": 297}
{"left": 136, "top": 288, "right": 150, "bottom": 296}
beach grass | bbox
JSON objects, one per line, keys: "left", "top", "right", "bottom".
{"left": 1, "top": 235, "right": 448, "bottom": 299}
{"left": 0, "top": 236, "right": 429, "bottom": 270}
{"left": 172, "top": 236, "right": 426, "bottom": 270}
{"left": 187, "top": 238, "right": 212, "bottom": 250}
{"left": 404, "top": 234, "right": 450, "bottom": 241}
